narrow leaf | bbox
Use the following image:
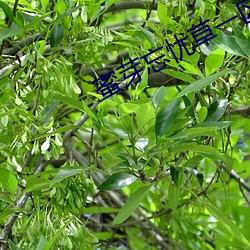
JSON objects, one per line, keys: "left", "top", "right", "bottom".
{"left": 98, "top": 172, "right": 137, "bottom": 191}
{"left": 203, "top": 201, "right": 250, "bottom": 248}
{"left": 151, "top": 86, "right": 166, "bottom": 111}
{"left": 168, "top": 183, "right": 180, "bottom": 210}
{"left": 176, "top": 70, "right": 230, "bottom": 98}
{"left": 51, "top": 166, "right": 86, "bottom": 186}
{"left": 42, "top": 223, "right": 68, "bottom": 250}
{"left": 0, "top": 1, "right": 14, "bottom": 21}
{"left": 112, "top": 185, "right": 151, "bottom": 224}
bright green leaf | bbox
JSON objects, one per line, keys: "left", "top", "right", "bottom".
{"left": 205, "top": 49, "right": 225, "bottom": 75}
{"left": 0, "top": 168, "right": 18, "bottom": 194}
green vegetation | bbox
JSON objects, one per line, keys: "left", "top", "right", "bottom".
{"left": 0, "top": 0, "right": 250, "bottom": 249}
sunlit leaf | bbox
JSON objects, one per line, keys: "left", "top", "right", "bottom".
{"left": 0, "top": 168, "right": 18, "bottom": 194}
{"left": 98, "top": 172, "right": 137, "bottom": 191}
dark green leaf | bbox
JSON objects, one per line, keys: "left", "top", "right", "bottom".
{"left": 0, "top": 1, "right": 14, "bottom": 21}
{"left": 50, "top": 24, "right": 64, "bottom": 47}
{"left": 155, "top": 98, "right": 179, "bottom": 137}
{"left": 170, "top": 166, "right": 181, "bottom": 186}
{"left": 98, "top": 172, "right": 137, "bottom": 191}
{"left": 205, "top": 99, "right": 228, "bottom": 122}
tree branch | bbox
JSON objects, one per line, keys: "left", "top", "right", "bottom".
{"left": 102, "top": 2, "right": 158, "bottom": 14}
{"left": 219, "top": 163, "right": 250, "bottom": 193}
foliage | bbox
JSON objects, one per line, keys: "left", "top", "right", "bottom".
{"left": 0, "top": 0, "right": 250, "bottom": 249}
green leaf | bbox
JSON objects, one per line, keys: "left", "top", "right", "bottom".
{"left": 40, "top": 0, "right": 49, "bottom": 9}
{"left": 162, "top": 69, "right": 195, "bottom": 83}
{"left": 112, "top": 185, "right": 151, "bottom": 224}
{"left": 155, "top": 98, "right": 179, "bottom": 137}
{"left": 24, "top": 177, "right": 51, "bottom": 192}
{"left": 134, "top": 67, "right": 148, "bottom": 98}
{"left": 0, "top": 1, "right": 14, "bottom": 21}
{"left": 0, "top": 168, "right": 18, "bottom": 194}
{"left": 41, "top": 101, "right": 60, "bottom": 125}
{"left": 170, "top": 126, "right": 220, "bottom": 139}
{"left": 170, "top": 166, "right": 180, "bottom": 186}
{"left": 193, "top": 121, "right": 231, "bottom": 129}
{"left": 151, "top": 86, "right": 166, "bottom": 111}
{"left": 0, "top": 26, "right": 23, "bottom": 42}
{"left": 157, "top": 2, "right": 168, "bottom": 24}
{"left": 205, "top": 99, "right": 228, "bottom": 122}
{"left": 203, "top": 201, "right": 250, "bottom": 248}
{"left": 51, "top": 166, "right": 86, "bottom": 186}
{"left": 53, "top": 92, "right": 85, "bottom": 112}
{"left": 50, "top": 24, "right": 64, "bottom": 47}
{"left": 185, "top": 167, "right": 204, "bottom": 187}
{"left": 136, "top": 27, "right": 156, "bottom": 48}
{"left": 198, "top": 106, "right": 208, "bottom": 122}
{"left": 42, "top": 223, "right": 69, "bottom": 250}
{"left": 205, "top": 49, "right": 225, "bottom": 75}
{"left": 80, "top": 206, "right": 120, "bottom": 214}
{"left": 211, "top": 30, "right": 247, "bottom": 58}
{"left": 179, "top": 61, "right": 203, "bottom": 77}
{"left": 36, "top": 236, "right": 48, "bottom": 250}
{"left": 0, "top": 209, "right": 23, "bottom": 223}
{"left": 9, "top": 241, "right": 21, "bottom": 250}
{"left": 168, "top": 182, "right": 180, "bottom": 210}
{"left": 176, "top": 70, "right": 230, "bottom": 98}
{"left": 119, "top": 103, "right": 140, "bottom": 115}
{"left": 98, "top": 172, "right": 137, "bottom": 191}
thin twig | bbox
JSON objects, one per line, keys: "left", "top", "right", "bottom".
{"left": 141, "top": 0, "right": 156, "bottom": 28}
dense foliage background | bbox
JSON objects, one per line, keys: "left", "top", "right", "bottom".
{"left": 0, "top": 0, "right": 250, "bottom": 249}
